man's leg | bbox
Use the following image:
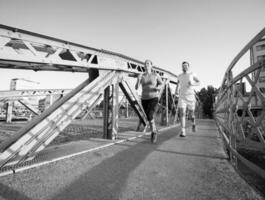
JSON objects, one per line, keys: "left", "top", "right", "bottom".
{"left": 187, "top": 101, "right": 197, "bottom": 132}
{"left": 191, "top": 109, "right": 196, "bottom": 132}
{"left": 179, "top": 107, "right": 186, "bottom": 136}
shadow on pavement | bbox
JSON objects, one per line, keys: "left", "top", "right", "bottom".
{"left": 116, "top": 138, "right": 228, "bottom": 161}
{"left": 0, "top": 182, "right": 33, "bottom": 200}
{"left": 49, "top": 126, "right": 180, "bottom": 200}
{"left": 154, "top": 148, "right": 227, "bottom": 160}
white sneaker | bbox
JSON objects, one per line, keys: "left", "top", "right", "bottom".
{"left": 180, "top": 128, "right": 186, "bottom": 137}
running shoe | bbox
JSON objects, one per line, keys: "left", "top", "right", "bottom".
{"left": 180, "top": 130, "right": 186, "bottom": 137}
{"left": 151, "top": 131, "right": 158, "bottom": 143}
{"left": 192, "top": 124, "right": 197, "bottom": 132}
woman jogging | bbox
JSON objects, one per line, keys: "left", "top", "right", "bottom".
{"left": 135, "top": 59, "right": 163, "bottom": 143}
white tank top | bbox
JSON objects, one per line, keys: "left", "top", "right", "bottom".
{"left": 177, "top": 72, "right": 196, "bottom": 101}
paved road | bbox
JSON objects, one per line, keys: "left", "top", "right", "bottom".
{"left": 0, "top": 120, "right": 263, "bottom": 200}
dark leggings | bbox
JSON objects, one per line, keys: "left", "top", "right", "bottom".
{"left": 141, "top": 97, "right": 159, "bottom": 121}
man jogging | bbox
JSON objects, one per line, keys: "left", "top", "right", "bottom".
{"left": 175, "top": 61, "right": 200, "bottom": 137}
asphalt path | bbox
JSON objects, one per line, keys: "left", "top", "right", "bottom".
{"left": 0, "top": 120, "right": 263, "bottom": 200}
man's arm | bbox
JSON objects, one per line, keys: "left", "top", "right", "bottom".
{"left": 189, "top": 74, "right": 200, "bottom": 86}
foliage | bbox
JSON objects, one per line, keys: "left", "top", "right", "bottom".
{"left": 197, "top": 85, "right": 217, "bottom": 118}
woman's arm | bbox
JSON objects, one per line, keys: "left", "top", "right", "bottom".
{"left": 156, "top": 74, "right": 163, "bottom": 91}
{"left": 157, "top": 74, "right": 163, "bottom": 86}
{"left": 135, "top": 74, "right": 142, "bottom": 90}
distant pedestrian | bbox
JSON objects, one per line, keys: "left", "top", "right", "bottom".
{"left": 135, "top": 59, "right": 163, "bottom": 143}
{"left": 175, "top": 61, "right": 200, "bottom": 137}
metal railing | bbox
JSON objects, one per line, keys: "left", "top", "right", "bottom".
{"left": 215, "top": 27, "right": 265, "bottom": 179}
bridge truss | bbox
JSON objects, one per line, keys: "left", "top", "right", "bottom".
{"left": 215, "top": 27, "right": 265, "bottom": 179}
{"left": 0, "top": 25, "right": 178, "bottom": 169}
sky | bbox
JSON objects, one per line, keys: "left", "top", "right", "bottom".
{"left": 0, "top": 0, "right": 265, "bottom": 91}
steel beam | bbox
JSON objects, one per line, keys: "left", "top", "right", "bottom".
{"left": 119, "top": 80, "right": 148, "bottom": 128}
{"left": 18, "top": 99, "right": 39, "bottom": 116}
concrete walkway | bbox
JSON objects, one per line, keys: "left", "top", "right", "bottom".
{"left": 0, "top": 120, "right": 263, "bottom": 200}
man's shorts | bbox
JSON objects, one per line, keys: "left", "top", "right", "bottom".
{"left": 177, "top": 98, "right": 196, "bottom": 111}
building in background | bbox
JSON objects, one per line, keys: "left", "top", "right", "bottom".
{"left": 250, "top": 38, "right": 265, "bottom": 94}
{"left": 4, "top": 78, "right": 40, "bottom": 122}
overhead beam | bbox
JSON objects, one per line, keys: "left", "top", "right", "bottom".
{"left": 0, "top": 24, "right": 178, "bottom": 83}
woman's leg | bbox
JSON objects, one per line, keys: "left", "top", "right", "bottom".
{"left": 146, "top": 98, "right": 159, "bottom": 143}
{"left": 136, "top": 120, "right": 142, "bottom": 131}
{"left": 137, "top": 99, "right": 149, "bottom": 131}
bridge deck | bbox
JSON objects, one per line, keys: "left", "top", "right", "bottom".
{"left": 0, "top": 120, "right": 263, "bottom": 200}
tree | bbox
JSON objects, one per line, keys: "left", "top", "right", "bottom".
{"left": 197, "top": 85, "right": 217, "bottom": 118}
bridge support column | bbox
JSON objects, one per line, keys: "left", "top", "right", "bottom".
{"left": 103, "top": 74, "right": 119, "bottom": 140}
{"left": 5, "top": 101, "right": 13, "bottom": 123}
{"left": 165, "top": 82, "right": 169, "bottom": 125}
{"left": 5, "top": 78, "right": 17, "bottom": 123}
{"left": 47, "top": 94, "right": 54, "bottom": 106}
{"left": 125, "top": 99, "right": 129, "bottom": 118}
{"left": 160, "top": 81, "right": 169, "bottom": 126}
{"left": 103, "top": 86, "right": 111, "bottom": 139}
{"left": 112, "top": 78, "right": 119, "bottom": 139}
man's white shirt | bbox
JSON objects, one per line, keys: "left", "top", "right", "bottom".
{"left": 177, "top": 72, "right": 198, "bottom": 102}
